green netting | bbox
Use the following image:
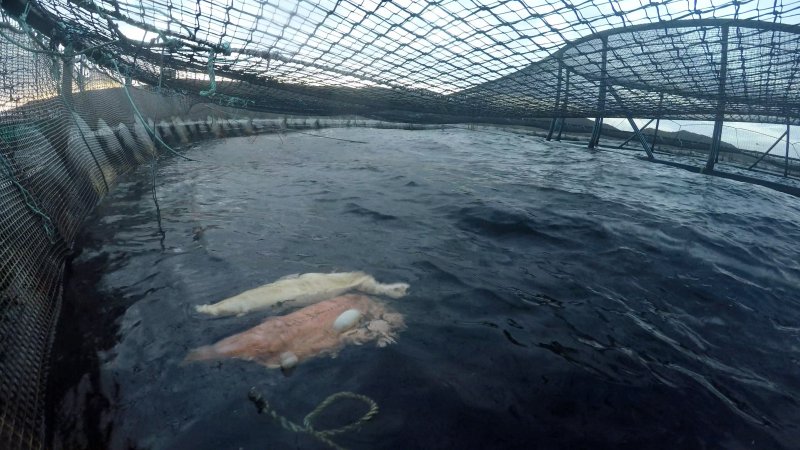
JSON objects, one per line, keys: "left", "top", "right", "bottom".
{"left": 1, "top": 0, "right": 800, "bottom": 448}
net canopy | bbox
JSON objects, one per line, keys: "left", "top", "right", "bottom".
{"left": 3, "top": 0, "right": 800, "bottom": 123}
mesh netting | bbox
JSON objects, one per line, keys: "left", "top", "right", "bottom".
{"left": 2, "top": 0, "right": 799, "bottom": 120}
{"left": 1, "top": 0, "right": 800, "bottom": 448}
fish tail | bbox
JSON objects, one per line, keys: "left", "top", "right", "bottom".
{"left": 195, "top": 304, "right": 224, "bottom": 316}
{"left": 183, "top": 345, "right": 219, "bottom": 365}
{"left": 359, "top": 280, "right": 409, "bottom": 298}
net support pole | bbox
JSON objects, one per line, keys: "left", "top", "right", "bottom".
{"left": 62, "top": 54, "right": 74, "bottom": 108}
{"left": 705, "top": 25, "right": 729, "bottom": 172}
{"left": 556, "top": 70, "right": 569, "bottom": 141}
{"left": 785, "top": 120, "right": 791, "bottom": 177}
{"left": 652, "top": 119, "right": 661, "bottom": 150}
{"left": 76, "top": 56, "right": 85, "bottom": 92}
{"left": 608, "top": 87, "right": 654, "bottom": 159}
{"left": 625, "top": 117, "right": 655, "bottom": 159}
{"left": 747, "top": 129, "right": 787, "bottom": 170}
{"left": 588, "top": 36, "right": 608, "bottom": 149}
{"left": 617, "top": 118, "right": 654, "bottom": 148}
{"left": 652, "top": 92, "right": 664, "bottom": 150}
{"left": 547, "top": 61, "right": 563, "bottom": 141}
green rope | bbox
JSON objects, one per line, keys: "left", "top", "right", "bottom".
{"left": 0, "top": 151, "right": 58, "bottom": 244}
{"left": 199, "top": 51, "right": 217, "bottom": 98}
{"left": 248, "top": 388, "right": 379, "bottom": 450}
{"left": 198, "top": 47, "right": 253, "bottom": 107}
{"left": 109, "top": 59, "right": 196, "bottom": 162}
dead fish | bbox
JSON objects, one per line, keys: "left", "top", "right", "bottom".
{"left": 194, "top": 271, "right": 409, "bottom": 317}
{"left": 185, "top": 294, "right": 405, "bottom": 369}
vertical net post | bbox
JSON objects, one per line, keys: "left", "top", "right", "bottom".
{"left": 61, "top": 53, "right": 73, "bottom": 108}
{"left": 785, "top": 118, "right": 791, "bottom": 177}
{"left": 546, "top": 60, "right": 563, "bottom": 141}
{"left": 588, "top": 36, "right": 608, "bottom": 149}
{"left": 652, "top": 92, "right": 664, "bottom": 150}
{"left": 706, "top": 25, "right": 730, "bottom": 171}
{"left": 556, "top": 70, "right": 569, "bottom": 141}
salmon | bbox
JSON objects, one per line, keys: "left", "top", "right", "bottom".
{"left": 185, "top": 294, "right": 405, "bottom": 369}
{"left": 194, "top": 271, "right": 409, "bottom": 317}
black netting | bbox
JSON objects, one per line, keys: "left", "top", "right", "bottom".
{"left": 0, "top": 1, "right": 797, "bottom": 121}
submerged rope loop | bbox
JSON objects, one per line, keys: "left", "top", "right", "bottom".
{"left": 248, "top": 388, "right": 379, "bottom": 450}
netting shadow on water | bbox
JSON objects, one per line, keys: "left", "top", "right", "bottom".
{"left": 0, "top": 0, "right": 800, "bottom": 448}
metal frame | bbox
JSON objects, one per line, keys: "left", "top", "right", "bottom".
{"left": 608, "top": 86, "right": 655, "bottom": 159}
{"left": 748, "top": 128, "right": 788, "bottom": 170}
{"left": 705, "top": 25, "right": 730, "bottom": 171}
{"left": 546, "top": 60, "right": 563, "bottom": 141}
{"left": 556, "top": 70, "right": 569, "bottom": 140}
{"left": 617, "top": 118, "right": 655, "bottom": 148}
{"left": 652, "top": 92, "right": 664, "bottom": 150}
{"left": 785, "top": 119, "right": 791, "bottom": 177}
{"left": 588, "top": 36, "right": 608, "bottom": 149}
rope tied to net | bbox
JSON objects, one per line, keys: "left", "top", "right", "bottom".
{"left": 0, "top": 151, "right": 58, "bottom": 244}
{"left": 248, "top": 387, "right": 379, "bottom": 450}
{"left": 198, "top": 45, "right": 252, "bottom": 107}
{"left": 108, "top": 59, "right": 196, "bottom": 162}
{"left": 199, "top": 50, "right": 217, "bottom": 98}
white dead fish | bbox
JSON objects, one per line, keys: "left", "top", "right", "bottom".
{"left": 194, "top": 271, "right": 409, "bottom": 317}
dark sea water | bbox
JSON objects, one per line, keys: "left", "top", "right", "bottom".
{"left": 50, "top": 128, "right": 800, "bottom": 450}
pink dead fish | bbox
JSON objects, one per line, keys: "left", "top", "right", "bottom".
{"left": 185, "top": 294, "right": 405, "bottom": 370}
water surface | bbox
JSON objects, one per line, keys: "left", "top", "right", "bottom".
{"left": 51, "top": 128, "right": 800, "bottom": 449}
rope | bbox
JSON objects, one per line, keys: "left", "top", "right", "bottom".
{"left": 248, "top": 388, "right": 379, "bottom": 450}
{"left": 0, "top": 152, "right": 58, "bottom": 244}
{"left": 149, "top": 152, "right": 166, "bottom": 250}
{"left": 109, "top": 59, "right": 197, "bottom": 162}
{"left": 198, "top": 48, "right": 253, "bottom": 107}
{"left": 199, "top": 51, "right": 217, "bottom": 98}
{"left": 292, "top": 130, "right": 368, "bottom": 144}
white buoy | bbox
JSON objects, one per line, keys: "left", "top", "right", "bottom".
{"left": 67, "top": 113, "right": 110, "bottom": 194}
{"left": 171, "top": 117, "right": 190, "bottom": 144}
{"left": 157, "top": 119, "right": 173, "bottom": 143}
{"left": 199, "top": 120, "right": 210, "bottom": 136}
{"left": 251, "top": 118, "right": 267, "bottom": 132}
{"left": 222, "top": 118, "right": 235, "bottom": 134}
{"left": 133, "top": 118, "right": 156, "bottom": 159}
{"left": 96, "top": 119, "right": 124, "bottom": 165}
{"left": 242, "top": 118, "right": 255, "bottom": 135}
{"left": 333, "top": 309, "right": 363, "bottom": 333}
{"left": 208, "top": 115, "right": 222, "bottom": 138}
{"left": 115, "top": 123, "right": 145, "bottom": 164}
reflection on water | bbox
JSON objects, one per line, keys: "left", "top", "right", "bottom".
{"left": 50, "top": 128, "right": 800, "bottom": 449}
